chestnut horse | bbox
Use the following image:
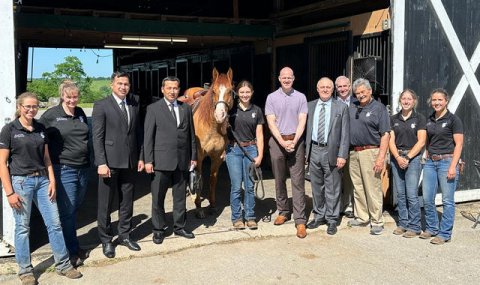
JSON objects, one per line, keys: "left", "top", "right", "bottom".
{"left": 183, "top": 68, "right": 234, "bottom": 218}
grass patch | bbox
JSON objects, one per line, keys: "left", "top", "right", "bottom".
{"left": 78, "top": 102, "right": 94, "bottom": 108}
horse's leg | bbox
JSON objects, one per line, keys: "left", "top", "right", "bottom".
{"left": 195, "top": 150, "right": 206, "bottom": 219}
{"left": 208, "top": 156, "right": 224, "bottom": 214}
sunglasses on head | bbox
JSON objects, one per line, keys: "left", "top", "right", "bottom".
{"left": 355, "top": 107, "right": 363, "bottom": 119}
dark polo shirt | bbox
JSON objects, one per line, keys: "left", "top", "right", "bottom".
{"left": 349, "top": 99, "right": 390, "bottom": 146}
{"left": 391, "top": 111, "right": 426, "bottom": 149}
{"left": 0, "top": 119, "right": 48, "bottom": 176}
{"left": 426, "top": 110, "right": 463, "bottom": 155}
{"left": 228, "top": 103, "right": 264, "bottom": 142}
{"left": 39, "top": 105, "right": 90, "bottom": 167}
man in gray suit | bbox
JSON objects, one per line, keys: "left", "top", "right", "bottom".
{"left": 144, "top": 76, "right": 197, "bottom": 243}
{"left": 305, "top": 77, "right": 350, "bottom": 235}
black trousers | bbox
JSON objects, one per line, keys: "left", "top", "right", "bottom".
{"left": 97, "top": 168, "right": 136, "bottom": 243}
{"left": 151, "top": 168, "right": 188, "bottom": 233}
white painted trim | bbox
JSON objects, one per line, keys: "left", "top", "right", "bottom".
{"left": 429, "top": 0, "right": 480, "bottom": 113}
{"left": 391, "top": 0, "right": 405, "bottom": 115}
{"left": 0, "top": 0, "right": 16, "bottom": 253}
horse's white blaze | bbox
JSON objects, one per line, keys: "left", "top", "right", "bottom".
{"left": 214, "top": 84, "right": 228, "bottom": 123}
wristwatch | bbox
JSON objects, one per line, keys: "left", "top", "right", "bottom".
{"left": 404, "top": 155, "right": 411, "bottom": 162}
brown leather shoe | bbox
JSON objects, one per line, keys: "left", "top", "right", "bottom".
{"left": 296, "top": 224, "right": 307, "bottom": 239}
{"left": 273, "top": 215, "right": 289, "bottom": 226}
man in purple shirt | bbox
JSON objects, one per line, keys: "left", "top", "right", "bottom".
{"left": 265, "top": 67, "right": 308, "bottom": 239}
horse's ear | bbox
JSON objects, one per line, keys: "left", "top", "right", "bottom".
{"left": 212, "top": 68, "right": 219, "bottom": 81}
{"left": 227, "top": 68, "right": 233, "bottom": 81}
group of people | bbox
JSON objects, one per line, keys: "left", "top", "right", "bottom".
{"left": 0, "top": 67, "right": 464, "bottom": 284}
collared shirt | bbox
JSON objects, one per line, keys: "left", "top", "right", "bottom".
{"left": 39, "top": 104, "right": 90, "bottom": 167}
{"left": 426, "top": 110, "right": 463, "bottom": 154}
{"left": 349, "top": 99, "right": 391, "bottom": 146}
{"left": 337, "top": 95, "right": 352, "bottom": 106}
{"left": 390, "top": 110, "right": 426, "bottom": 149}
{"left": 312, "top": 98, "right": 332, "bottom": 143}
{"left": 112, "top": 93, "right": 130, "bottom": 124}
{"left": 228, "top": 103, "right": 264, "bottom": 142}
{"left": 0, "top": 119, "right": 48, "bottom": 176}
{"left": 264, "top": 88, "right": 308, "bottom": 135}
{"left": 164, "top": 98, "right": 180, "bottom": 126}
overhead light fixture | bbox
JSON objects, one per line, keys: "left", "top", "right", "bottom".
{"left": 121, "top": 36, "right": 188, "bottom": 43}
{"left": 104, "top": 44, "right": 158, "bottom": 50}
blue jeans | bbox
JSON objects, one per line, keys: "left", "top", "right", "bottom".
{"left": 54, "top": 164, "right": 88, "bottom": 256}
{"left": 11, "top": 175, "right": 72, "bottom": 276}
{"left": 422, "top": 158, "right": 459, "bottom": 240}
{"left": 225, "top": 144, "right": 257, "bottom": 222}
{"left": 391, "top": 155, "right": 422, "bottom": 233}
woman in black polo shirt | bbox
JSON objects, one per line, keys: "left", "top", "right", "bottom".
{"left": 421, "top": 88, "right": 463, "bottom": 245}
{"left": 0, "top": 92, "right": 82, "bottom": 284}
{"left": 226, "top": 80, "right": 264, "bottom": 230}
{"left": 39, "top": 80, "right": 90, "bottom": 266}
{"left": 389, "top": 89, "right": 426, "bottom": 238}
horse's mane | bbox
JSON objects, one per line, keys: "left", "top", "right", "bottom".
{"left": 195, "top": 72, "right": 233, "bottom": 125}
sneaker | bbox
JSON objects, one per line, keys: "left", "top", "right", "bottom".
{"left": 419, "top": 231, "right": 435, "bottom": 239}
{"left": 370, "top": 225, "right": 384, "bottom": 235}
{"left": 393, "top": 226, "right": 406, "bottom": 235}
{"left": 402, "top": 231, "right": 420, "bottom": 238}
{"left": 246, "top": 220, "right": 258, "bottom": 230}
{"left": 347, "top": 219, "right": 369, "bottom": 227}
{"left": 58, "top": 268, "right": 82, "bottom": 279}
{"left": 233, "top": 220, "right": 245, "bottom": 230}
{"left": 430, "top": 236, "right": 450, "bottom": 245}
{"left": 20, "top": 274, "right": 37, "bottom": 285}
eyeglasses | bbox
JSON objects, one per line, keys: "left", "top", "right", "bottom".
{"left": 21, "top": 105, "right": 39, "bottom": 110}
{"left": 355, "top": 107, "right": 363, "bottom": 119}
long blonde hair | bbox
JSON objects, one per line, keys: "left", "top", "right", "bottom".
{"left": 15, "top": 92, "right": 39, "bottom": 118}
{"left": 59, "top": 80, "right": 80, "bottom": 103}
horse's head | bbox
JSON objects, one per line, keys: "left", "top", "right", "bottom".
{"left": 211, "top": 68, "right": 233, "bottom": 123}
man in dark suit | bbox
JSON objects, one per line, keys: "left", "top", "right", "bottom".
{"left": 92, "top": 71, "right": 144, "bottom": 258}
{"left": 144, "top": 76, "right": 197, "bottom": 244}
{"left": 305, "top": 77, "right": 350, "bottom": 235}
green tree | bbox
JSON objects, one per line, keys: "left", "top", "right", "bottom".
{"left": 27, "top": 56, "right": 99, "bottom": 103}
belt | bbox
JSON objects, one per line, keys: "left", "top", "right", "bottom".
{"left": 312, "top": 141, "right": 327, "bottom": 147}
{"left": 281, "top": 134, "right": 295, "bottom": 141}
{"left": 230, "top": 140, "right": 256, "bottom": 147}
{"left": 351, "top": 145, "right": 379, "bottom": 152}
{"left": 26, "top": 169, "right": 48, "bottom": 177}
{"left": 429, "top": 153, "right": 454, "bottom": 161}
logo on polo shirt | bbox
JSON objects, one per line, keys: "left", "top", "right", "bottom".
{"left": 56, "top": 117, "right": 68, "bottom": 121}
{"left": 79, "top": 116, "right": 85, "bottom": 123}
{"left": 0, "top": 142, "right": 5, "bottom": 146}
{"left": 14, "top": 134, "right": 25, "bottom": 138}
{"left": 394, "top": 122, "right": 399, "bottom": 127}
{"left": 411, "top": 123, "right": 416, "bottom": 129}
{"left": 442, "top": 122, "right": 448, "bottom": 128}
{"left": 366, "top": 111, "right": 372, "bottom": 117}
{"left": 252, "top": 112, "right": 256, "bottom": 119}
{"left": 40, "top": 132, "right": 45, "bottom": 138}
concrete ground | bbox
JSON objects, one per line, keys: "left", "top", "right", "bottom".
{"left": 1, "top": 164, "right": 480, "bottom": 284}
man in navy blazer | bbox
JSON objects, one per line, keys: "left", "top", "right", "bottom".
{"left": 92, "top": 71, "right": 144, "bottom": 258}
{"left": 305, "top": 77, "right": 350, "bottom": 235}
{"left": 144, "top": 76, "right": 197, "bottom": 244}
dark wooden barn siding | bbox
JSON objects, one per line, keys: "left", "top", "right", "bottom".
{"left": 404, "top": 0, "right": 480, "bottom": 190}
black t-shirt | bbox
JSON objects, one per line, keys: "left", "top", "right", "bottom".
{"left": 39, "top": 105, "right": 90, "bottom": 167}
{"left": 426, "top": 110, "right": 463, "bottom": 154}
{"left": 390, "top": 111, "right": 426, "bottom": 149}
{"left": 228, "top": 104, "right": 264, "bottom": 142}
{"left": 0, "top": 119, "right": 48, "bottom": 176}
{"left": 349, "top": 99, "right": 391, "bottom": 146}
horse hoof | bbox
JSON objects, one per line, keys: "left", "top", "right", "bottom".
{"left": 196, "top": 210, "right": 206, "bottom": 219}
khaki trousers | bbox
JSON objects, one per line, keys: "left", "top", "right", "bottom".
{"left": 348, "top": 148, "right": 384, "bottom": 226}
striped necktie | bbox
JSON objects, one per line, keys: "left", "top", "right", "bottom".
{"left": 317, "top": 103, "right": 326, "bottom": 143}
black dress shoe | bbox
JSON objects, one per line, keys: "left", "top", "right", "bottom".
{"left": 327, "top": 223, "right": 337, "bottom": 235}
{"left": 153, "top": 232, "right": 165, "bottom": 244}
{"left": 119, "top": 238, "right": 141, "bottom": 251}
{"left": 174, "top": 229, "right": 195, "bottom": 239}
{"left": 306, "top": 219, "right": 327, "bottom": 229}
{"left": 102, "top": 242, "right": 115, "bottom": 258}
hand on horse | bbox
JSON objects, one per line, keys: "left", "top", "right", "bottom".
{"left": 145, "top": 163, "right": 154, "bottom": 174}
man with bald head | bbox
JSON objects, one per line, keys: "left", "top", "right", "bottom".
{"left": 305, "top": 77, "right": 350, "bottom": 235}
{"left": 265, "top": 67, "right": 308, "bottom": 238}
{"left": 335, "top": 75, "right": 356, "bottom": 218}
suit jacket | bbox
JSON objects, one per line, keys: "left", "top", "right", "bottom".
{"left": 144, "top": 99, "right": 197, "bottom": 171}
{"left": 92, "top": 93, "right": 144, "bottom": 168}
{"left": 306, "top": 98, "right": 350, "bottom": 167}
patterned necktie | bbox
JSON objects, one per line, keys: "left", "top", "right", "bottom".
{"left": 317, "top": 103, "right": 326, "bottom": 143}
{"left": 170, "top": 103, "right": 177, "bottom": 125}
{"left": 120, "top": 101, "right": 129, "bottom": 126}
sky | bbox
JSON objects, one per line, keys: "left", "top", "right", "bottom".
{"left": 28, "top": 47, "right": 113, "bottom": 79}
